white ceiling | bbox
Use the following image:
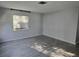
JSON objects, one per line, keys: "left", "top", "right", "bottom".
{"left": 0, "top": 1, "right": 79, "bottom": 13}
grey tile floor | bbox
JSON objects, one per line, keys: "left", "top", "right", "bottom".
{"left": 0, "top": 35, "right": 76, "bottom": 57}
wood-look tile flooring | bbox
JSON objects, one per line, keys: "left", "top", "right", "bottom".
{"left": 0, "top": 35, "right": 76, "bottom": 57}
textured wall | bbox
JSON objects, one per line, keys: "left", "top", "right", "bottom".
{"left": 0, "top": 8, "right": 42, "bottom": 43}
{"left": 43, "top": 8, "right": 78, "bottom": 44}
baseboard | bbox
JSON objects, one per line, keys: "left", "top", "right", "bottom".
{"left": 43, "top": 34, "right": 75, "bottom": 45}
{"left": 0, "top": 34, "right": 41, "bottom": 44}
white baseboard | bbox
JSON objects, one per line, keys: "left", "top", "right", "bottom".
{"left": 0, "top": 34, "right": 41, "bottom": 43}
{"left": 43, "top": 34, "right": 75, "bottom": 45}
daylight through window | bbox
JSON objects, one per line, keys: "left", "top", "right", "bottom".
{"left": 13, "top": 15, "right": 29, "bottom": 31}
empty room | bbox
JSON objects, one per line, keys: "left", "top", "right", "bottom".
{"left": 0, "top": 1, "right": 79, "bottom": 57}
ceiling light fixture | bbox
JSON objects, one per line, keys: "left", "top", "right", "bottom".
{"left": 38, "top": 1, "right": 47, "bottom": 5}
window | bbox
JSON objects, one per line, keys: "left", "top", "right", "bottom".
{"left": 13, "top": 15, "right": 29, "bottom": 31}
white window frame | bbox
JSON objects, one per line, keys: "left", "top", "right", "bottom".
{"left": 13, "top": 15, "right": 29, "bottom": 31}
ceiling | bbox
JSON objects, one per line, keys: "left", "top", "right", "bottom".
{"left": 0, "top": 1, "right": 79, "bottom": 13}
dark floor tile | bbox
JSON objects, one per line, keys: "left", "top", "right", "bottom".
{"left": 0, "top": 35, "right": 76, "bottom": 57}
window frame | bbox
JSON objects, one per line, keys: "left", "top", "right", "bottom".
{"left": 13, "top": 14, "right": 29, "bottom": 31}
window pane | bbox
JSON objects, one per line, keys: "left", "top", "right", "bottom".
{"left": 13, "top": 15, "right": 29, "bottom": 31}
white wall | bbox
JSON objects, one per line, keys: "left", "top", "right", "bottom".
{"left": 43, "top": 8, "right": 78, "bottom": 44}
{"left": 0, "top": 7, "right": 78, "bottom": 45}
{"left": 0, "top": 8, "right": 42, "bottom": 43}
